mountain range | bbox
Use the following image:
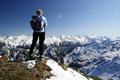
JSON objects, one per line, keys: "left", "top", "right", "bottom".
{"left": 0, "top": 35, "right": 120, "bottom": 80}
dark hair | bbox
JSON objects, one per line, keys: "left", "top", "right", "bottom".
{"left": 36, "top": 9, "right": 43, "bottom": 16}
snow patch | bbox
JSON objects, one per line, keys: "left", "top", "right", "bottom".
{"left": 46, "top": 60, "right": 92, "bottom": 80}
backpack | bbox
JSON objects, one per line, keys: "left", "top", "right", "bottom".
{"left": 30, "top": 16, "right": 42, "bottom": 31}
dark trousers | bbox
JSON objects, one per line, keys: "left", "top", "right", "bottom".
{"left": 29, "top": 32, "right": 45, "bottom": 56}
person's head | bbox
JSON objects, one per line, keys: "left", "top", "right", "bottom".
{"left": 36, "top": 9, "right": 43, "bottom": 16}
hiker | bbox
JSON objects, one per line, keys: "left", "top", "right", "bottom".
{"left": 29, "top": 9, "right": 47, "bottom": 60}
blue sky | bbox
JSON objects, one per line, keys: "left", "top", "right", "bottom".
{"left": 0, "top": 0, "right": 120, "bottom": 36}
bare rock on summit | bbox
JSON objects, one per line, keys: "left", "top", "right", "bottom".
{"left": 0, "top": 58, "right": 52, "bottom": 80}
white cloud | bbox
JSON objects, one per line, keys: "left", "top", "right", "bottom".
{"left": 57, "top": 14, "right": 63, "bottom": 18}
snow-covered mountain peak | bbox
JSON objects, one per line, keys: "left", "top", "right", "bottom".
{"left": 59, "top": 35, "right": 89, "bottom": 45}
{"left": 0, "top": 35, "right": 31, "bottom": 47}
{"left": 45, "top": 36, "right": 61, "bottom": 46}
{"left": 1, "top": 35, "right": 119, "bottom": 47}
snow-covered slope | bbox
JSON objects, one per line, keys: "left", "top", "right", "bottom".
{"left": 46, "top": 60, "right": 92, "bottom": 80}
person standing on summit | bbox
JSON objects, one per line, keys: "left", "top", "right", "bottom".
{"left": 28, "top": 9, "right": 47, "bottom": 60}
